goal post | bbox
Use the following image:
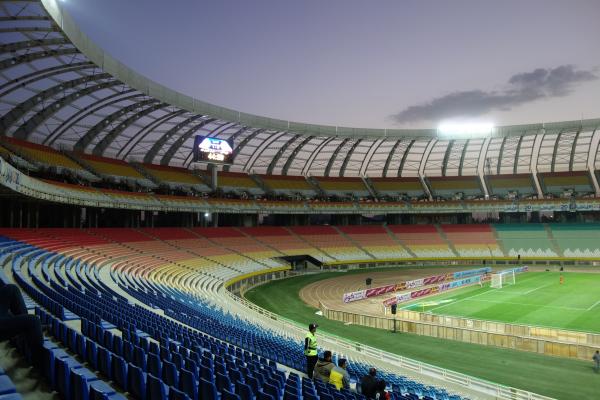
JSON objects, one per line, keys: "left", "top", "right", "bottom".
{"left": 490, "top": 270, "right": 516, "bottom": 289}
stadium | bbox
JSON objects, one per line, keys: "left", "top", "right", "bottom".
{"left": 0, "top": 1, "right": 599, "bottom": 400}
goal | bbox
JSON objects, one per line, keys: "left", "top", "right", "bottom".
{"left": 490, "top": 270, "right": 516, "bottom": 289}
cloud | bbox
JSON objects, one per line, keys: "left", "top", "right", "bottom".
{"left": 390, "top": 65, "right": 598, "bottom": 124}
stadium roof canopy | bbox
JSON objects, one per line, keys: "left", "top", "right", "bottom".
{"left": 1, "top": 0, "right": 600, "bottom": 178}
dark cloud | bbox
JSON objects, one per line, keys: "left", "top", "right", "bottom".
{"left": 391, "top": 65, "right": 597, "bottom": 124}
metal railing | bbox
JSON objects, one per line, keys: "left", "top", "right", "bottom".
{"left": 223, "top": 276, "right": 556, "bottom": 400}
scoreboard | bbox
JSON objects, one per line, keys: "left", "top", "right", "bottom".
{"left": 192, "top": 136, "right": 234, "bottom": 164}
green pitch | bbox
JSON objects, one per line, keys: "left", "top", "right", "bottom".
{"left": 245, "top": 268, "right": 600, "bottom": 400}
{"left": 401, "top": 271, "right": 600, "bottom": 333}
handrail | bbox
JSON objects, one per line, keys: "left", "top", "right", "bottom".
{"left": 3, "top": 156, "right": 600, "bottom": 217}
{"left": 223, "top": 275, "right": 556, "bottom": 400}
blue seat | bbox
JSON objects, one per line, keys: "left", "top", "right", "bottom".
{"left": 257, "top": 392, "right": 274, "bottom": 400}
{"left": 127, "top": 364, "right": 146, "bottom": 400}
{"left": 200, "top": 377, "right": 220, "bottom": 400}
{"left": 133, "top": 346, "right": 147, "bottom": 371}
{"left": 147, "top": 353, "right": 162, "bottom": 378}
{"left": 103, "top": 331, "right": 114, "bottom": 351}
{"left": 0, "top": 394, "right": 23, "bottom": 400}
{"left": 235, "top": 381, "right": 254, "bottom": 400}
{"left": 215, "top": 372, "right": 234, "bottom": 394}
{"left": 262, "top": 382, "right": 279, "bottom": 400}
{"left": 89, "top": 380, "right": 116, "bottom": 400}
{"left": 55, "top": 357, "right": 82, "bottom": 400}
{"left": 85, "top": 341, "right": 98, "bottom": 370}
{"left": 70, "top": 367, "right": 98, "bottom": 400}
{"left": 283, "top": 390, "right": 299, "bottom": 400}
{"left": 146, "top": 374, "right": 168, "bottom": 400}
{"left": 172, "top": 352, "right": 184, "bottom": 369}
{"left": 200, "top": 365, "right": 214, "bottom": 382}
{"left": 303, "top": 392, "right": 318, "bottom": 400}
{"left": 245, "top": 375, "right": 260, "bottom": 395}
{"left": 123, "top": 342, "right": 134, "bottom": 364}
{"left": 178, "top": 369, "right": 198, "bottom": 400}
{"left": 222, "top": 389, "right": 240, "bottom": 400}
{"left": 162, "top": 360, "right": 179, "bottom": 387}
{"left": 76, "top": 335, "right": 87, "bottom": 359}
{"left": 42, "top": 345, "right": 68, "bottom": 389}
{"left": 185, "top": 359, "right": 198, "bottom": 375}
{"left": 228, "top": 369, "right": 243, "bottom": 385}
{"left": 0, "top": 375, "right": 16, "bottom": 395}
{"left": 168, "top": 386, "right": 191, "bottom": 400}
{"left": 112, "top": 336, "right": 123, "bottom": 357}
{"left": 111, "top": 355, "right": 128, "bottom": 392}
{"left": 97, "top": 347, "right": 112, "bottom": 380}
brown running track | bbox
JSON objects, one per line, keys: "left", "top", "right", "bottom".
{"left": 299, "top": 266, "right": 499, "bottom": 317}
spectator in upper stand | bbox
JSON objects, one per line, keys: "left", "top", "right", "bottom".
{"left": 0, "top": 282, "right": 43, "bottom": 366}
{"left": 329, "top": 358, "right": 350, "bottom": 390}
{"left": 313, "top": 350, "right": 335, "bottom": 383}
{"left": 360, "top": 368, "right": 378, "bottom": 398}
{"left": 304, "top": 323, "right": 319, "bottom": 378}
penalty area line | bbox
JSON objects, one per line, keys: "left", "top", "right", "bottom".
{"left": 587, "top": 299, "right": 600, "bottom": 311}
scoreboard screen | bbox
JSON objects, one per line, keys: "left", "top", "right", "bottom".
{"left": 192, "top": 136, "right": 234, "bottom": 164}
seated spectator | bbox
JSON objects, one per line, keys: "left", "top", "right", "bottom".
{"left": 375, "top": 379, "right": 390, "bottom": 400}
{"left": 314, "top": 350, "right": 335, "bottom": 383}
{"left": 329, "top": 358, "right": 350, "bottom": 390}
{"left": 360, "top": 367, "right": 378, "bottom": 398}
{"left": 0, "top": 282, "right": 43, "bottom": 365}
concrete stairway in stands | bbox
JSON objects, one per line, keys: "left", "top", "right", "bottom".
{"left": 489, "top": 225, "right": 508, "bottom": 257}
{"left": 249, "top": 174, "right": 270, "bottom": 193}
{"left": 183, "top": 228, "right": 273, "bottom": 270}
{"left": 543, "top": 224, "right": 563, "bottom": 257}
{"left": 435, "top": 225, "right": 459, "bottom": 257}
{"left": 382, "top": 224, "right": 417, "bottom": 258}
{"left": 130, "top": 162, "right": 161, "bottom": 186}
{"left": 282, "top": 227, "right": 337, "bottom": 262}
{"left": 234, "top": 228, "right": 287, "bottom": 257}
{"left": 305, "top": 176, "right": 326, "bottom": 197}
{"left": 332, "top": 226, "right": 375, "bottom": 259}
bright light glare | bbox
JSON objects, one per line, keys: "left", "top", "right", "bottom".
{"left": 437, "top": 122, "right": 494, "bottom": 138}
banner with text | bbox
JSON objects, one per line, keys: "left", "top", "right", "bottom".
{"left": 343, "top": 267, "right": 491, "bottom": 303}
{"left": 383, "top": 275, "right": 483, "bottom": 307}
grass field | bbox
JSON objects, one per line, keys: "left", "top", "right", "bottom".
{"left": 245, "top": 268, "right": 600, "bottom": 400}
{"left": 401, "top": 271, "right": 600, "bottom": 333}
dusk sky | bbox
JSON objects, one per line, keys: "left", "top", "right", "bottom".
{"left": 62, "top": 0, "right": 600, "bottom": 129}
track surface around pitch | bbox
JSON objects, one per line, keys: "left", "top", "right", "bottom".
{"left": 299, "top": 267, "right": 475, "bottom": 316}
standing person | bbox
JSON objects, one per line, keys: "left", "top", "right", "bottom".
{"left": 0, "top": 282, "right": 43, "bottom": 365}
{"left": 304, "top": 323, "right": 318, "bottom": 378}
{"left": 594, "top": 350, "right": 600, "bottom": 373}
{"left": 360, "top": 368, "right": 378, "bottom": 399}
{"left": 374, "top": 380, "right": 390, "bottom": 400}
{"left": 313, "top": 350, "right": 335, "bottom": 383}
{"left": 329, "top": 358, "right": 350, "bottom": 390}
{"left": 560, "top": 274, "right": 564, "bottom": 285}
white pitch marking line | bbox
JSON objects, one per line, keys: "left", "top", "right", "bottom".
{"left": 523, "top": 283, "right": 553, "bottom": 295}
{"left": 471, "top": 299, "right": 587, "bottom": 311}
{"left": 587, "top": 299, "right": 600, "bottom": 311}
{"left": 428, "top": 288, "right": 495, "bottom": 312}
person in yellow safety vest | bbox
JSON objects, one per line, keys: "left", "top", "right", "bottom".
{"left": 304, "top": 323, "right": 318, "bottom": 378}
{"left": 329, "top": 358, "right": 350, "bottom": 390}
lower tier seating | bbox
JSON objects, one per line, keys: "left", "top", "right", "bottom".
{"left": 0, "top": 231, "right": 465, "bottom": 400}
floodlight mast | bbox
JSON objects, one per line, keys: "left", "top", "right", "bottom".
{"left": 437, "top": 122, "right": 494, "bottom": 138}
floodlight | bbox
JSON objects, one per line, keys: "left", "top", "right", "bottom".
{"left": 437, "top": 122, "right": 494, "bottom": 138}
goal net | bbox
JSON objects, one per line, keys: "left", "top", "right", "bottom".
{"left": 490, "top": 270, "right": 516, "bottom": 289}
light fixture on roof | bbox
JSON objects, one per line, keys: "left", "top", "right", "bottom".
{"left": 437, "top": 122, "right": 494, "bottom": 138}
